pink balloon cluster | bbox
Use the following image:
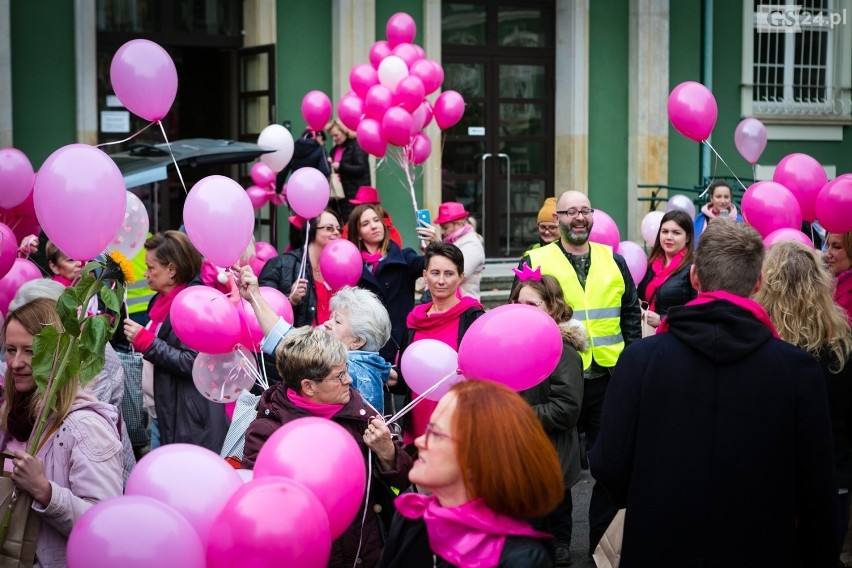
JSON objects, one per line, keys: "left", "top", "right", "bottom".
{"left": 246, "top": 162, "right": 286, "bottom": 209}
{"left": 336, "top": 12, "right": 464, "bottom": 160}
{"left": 816, "top": 174, "right": 852, "bottom": 233}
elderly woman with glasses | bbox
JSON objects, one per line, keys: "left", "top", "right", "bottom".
{"left": 259, "top": 207, "right": 342, "bottom": 327}
{"left": 238, "top": 265, "right": 413, "bottom": 568}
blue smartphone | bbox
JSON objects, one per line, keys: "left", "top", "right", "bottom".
{"left": 416, "top": 208, "right": 431, "bottom": 228}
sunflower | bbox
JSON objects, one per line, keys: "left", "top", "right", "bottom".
{"left": 105, "top": 250, "right": 137, "bottom": 284}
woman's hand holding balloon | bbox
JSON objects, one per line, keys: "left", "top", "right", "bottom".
{"left": 363, "top": 417, "right": 396, "bottom": 470}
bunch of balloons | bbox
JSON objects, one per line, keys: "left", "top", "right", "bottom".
{"left": 245, "top": 162, "right": 286, "bottom": 209}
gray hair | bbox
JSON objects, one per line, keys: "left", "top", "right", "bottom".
{"left": 276, "top": 327, "right": 349, "bottom": 393}
{"left": 330, "top": 286, "right": 391, "bottom": 352}
{"left": 9, "top": 279, "right": 65, "bottom": 313}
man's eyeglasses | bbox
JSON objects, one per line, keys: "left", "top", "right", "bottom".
{"left": 537, "top": 224, "right": 559, "bottom": 234}
{"left": 556, "top": 208, "right": 595, "bottom": 218}
{"left": 316, "top": 224, "right": 342, "bottom": 233}
{"left": 423, "top": 423, "right": 456, "bottom": 449}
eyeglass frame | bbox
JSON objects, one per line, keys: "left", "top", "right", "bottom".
{"left": 537, "top": 223, "right": 559, "bottom": 234}
{"left": 512, "top": 299, "right": 545, "bottom": 308}
{"left": 309, "top": 367, "right": 349, "bottom": 385}
{"left": 556, "top": 207, "right": 595, "bottom": 218}
{"left": 316, "top": 224, "right": 342, "bottom": 233}
{"left": 423, "top": 423, "right": 456, "bottom": 449}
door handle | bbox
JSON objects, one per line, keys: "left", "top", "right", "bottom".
{"left": 476, "top": 153, "right": 494, "bottom": 240}
{"left": 497, "top": 153, "right": 511, "bottom": 254}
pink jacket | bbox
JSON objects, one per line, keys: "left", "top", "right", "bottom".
{"left": 836, "top": 269, "right": 852, "bottom": 325}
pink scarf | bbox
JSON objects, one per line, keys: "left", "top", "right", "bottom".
{"left": 657, "top": 290, "right": 780, "bottom": 338}
{"left": 148, "top": 283, "right": 187, "bottom": 327}
{"left": 52, "top": 275, "right": 74, "bottom": 287}
{"left": 395, "top": 493, "right": 549, "bottom": 568}
{"left": 644, "top": 249, "right": 686, "bottom": 311}
{"left": 443, "top": 223, "right": 473, "bottom": 245}
{"left": 361, "top": 251, "right": 383, "bottom": 274}
{"left": 700, "top": 202, "right": 738, "bottom": 219}
{"left": 286, "top": 388, "right": 343, "bottom": 419}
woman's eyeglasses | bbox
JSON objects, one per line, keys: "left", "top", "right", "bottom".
{"left": 316, "top": 225, "right": 342, "bottom": 234}
{"left": 512, "top": 299, "right": 544, "bottom": 307}
{"left": 423, "top": 424, "right": 456, "bottom": 449}
{"left": 537, "top": 224, "right": 559, "bottom": 234}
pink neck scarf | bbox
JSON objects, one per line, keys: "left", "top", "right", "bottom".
{"left": 395, "top": 493, "right": 549, "bottom": 568}
{"left": 644, "top": 249, "right": 687, "bottom": 310}
{"left": 286, "top": 388, "right": 343, "bottom": 419}
{"left": 443, "top": 223, "right": 473, "bottom": 245}
{"left": 52, "top": 275, "right": 74, "bottom": 287}
{"left": 361, "top": 250, "right": 382, "bottom": 274}
{"left": 657, "top": 290, "right": 780, "bottom": 338}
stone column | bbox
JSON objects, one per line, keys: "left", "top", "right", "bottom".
{"left": 75, "top": 0, "right": 98, "bottom": 145}
{"left": 331, "top": 0, "right": 376, "bottom": 103}
{"left": 422, "top": 0, "right": 442, "bottom": 211}
{"left": 244, "top": 0, "right": 276, "bottom": 46}
{"left": 627, "top": 0, "right": 669, "bottom": 239}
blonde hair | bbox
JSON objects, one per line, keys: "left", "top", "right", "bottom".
{"left": 325, "top": 118, "right": 354, "bottom": 139}
{"left": 756, "top": 241, "right": 852, "bottom": 371}
{"left": 275, "top": 326, "right": 348, "bottom": 393}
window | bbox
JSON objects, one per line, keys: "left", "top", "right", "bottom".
{"left": 742, "top": 0, "right": 852, "bottom": 123}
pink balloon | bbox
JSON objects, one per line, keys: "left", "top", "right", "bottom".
{"left": 170, "top": 286, "right": 242, "bottom": 354}
{"left": 458, "top": 304, "right": 562, "bottom": 391}
{"left": 641, "top": 211, "right": 665, "bottom": 246}
{"left": 287, "top": 168, "right": 330, "bottom": 219}
{"left": 763, "top": 228, "right": 814, "bottom": 248}
{"left": 0, "top": 258, "right": 42, "bottom": 315}
{"left": 246, "top": 185, "right": 272, "bottom": 209}
{"left": 125, "top": 444, "right": 244, "bottom": 545}
{"left": 667, "top": 81, "right": 718, "bottom": 142}
{"left": 772, "top": 153, "right": 827, "bottom": 222}
{"left": 250, "top": 162, "right": 276, "bottom": 187}
{"left": 110, "top": 40, "right": 177, "bottom": 122}
{"left": 386, "top": 12, "right": 417, "bottom": 47}
{"left": 192, "top": 348, "right": 258, "bottom": 402}
{"left": 238, "top": 286, "right": 294, "bottom": 350}
{"left": 356, "top": 118, "right": 388, "bottom": 158}
{"left": 401, "top": 339, "right": 464, "bottom": 401}
{"left": 741, "top": 181, "right": 803, "bottom": 238}
{"left": 255, "top": 241, "right": 278, "bottom": 262}
{"left": 382, "top": 107, "right": 414, "bottom": 147}
{"left": 0, "top": 148, "right": 34, "bottom": 209}
{"left": 408, "top": 133, "right": 432, "bottom": 165}
{"left": 369, "top": 40, "right": 392, "bottom": 69}
{"left": 349, "top": 64, "right": 378, "bottom": 100}
{"left": 33, "top": 144, "right": 126, "bottom": 261}
{"left": 616, "top": 241, "right": 648, "bottom": 286}
{"left": 270, "top": 192, "right": 287, "bottom": 206}
{"left": 588, "top": 209, "right": 621, "bottom": 250}
{"left": 301, "top": 90, "right": 333, "bottom": 133}
{"left": 338, "top": 92, "right": 365, "bottom": 132}
{"left": 0, "top": 223, "right": 18, "bottom": 281}
{"left": 392, "top": 43, "right": 420, "bottom": 68}
{"left": 207, "top": 477, "right": 331, "bottom": 568}
{"left": 409, "top": 59, "right": 442, "bottom": 95}
{"left": 394, "top": 75, "right": 426, "bottom": 113}
{"left": 734, "top": 118, "right": 767, "bottom": 165}
{"left": 254, "top": 417, "right": 366, "bottom": 539}
{"left": 433, "top": 90, "right": 466, "bottom": 130}
{"left": 665, "top": 194, "right": 696, "bottom": 220}
{"left": 815, "top": 177, "right": 852, "bottom": 233}
{"left": 319, "top": 240, "right": 363, "bottom": 290}
{"left": 68, "top": 496, "right": 205, "bottom": 568}
{"left": 412, "top": 44, "right": 426, "bottom": 60}
{"left": 364, "top": 84, "right": 394, "bottom": 120}
{"left": 184, "top": 175, "right": 255, "bottom": 268}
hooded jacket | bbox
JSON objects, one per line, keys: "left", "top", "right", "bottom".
{"left": 590, "top": 300, "right": 838, "bottom": 567}
{"left": 258, "top": 247, "right": 318, "bottom": 328}
{"left": 348, "top": 350, "right": 392, "bottom": 414}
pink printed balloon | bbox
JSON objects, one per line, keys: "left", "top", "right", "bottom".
{"left": 458, "top": 304, "right": 562, "bottom": 391}
{"left": 815, "top": 177, "right": 852, "bottom": 233}
{"left": 246, "top": 185, "right": 272, "bottom": 209}
{"left": 364, "top": 84, "right": 394, "bottom": 120}
{"left": 394, "top": 75, "right": 426, "bottom": 113}
{"left": 386, "top": 12, "right": 417, "bottom": 47}
{"left": 588, "top": 209, "right": 621, "bottom": 250}
{"left": 408, "top": 133, "right": 432, "bottom": 165}
{"left": 409, "top": 59, "right": 442, "bottom": 95}
{"left": 392, "top": 43, "right": 421, "bottom": 68}
{"left": 763, "top": 228, "right": 813, "bottom": 248}
{"left": 350, "top": 64, "right": 378, "bottom": 100}
{"left": 207, "top": 477, "right": 331, "bottom": 568}
{"left": 0, "top": 258, "right": 41, "bottom": 315}
{"left": 192, "top": 348, "right": 258, "bottom": 403}
{"left": 170, "top": 286, "right": 242, "bottom": 354}
{"left": 0, "top": 148, "right": 34, "bottom": 209}
{"left": 287, "top": 168, "right": 330, "bottom": 219}
{"left": 667, "top": 81, "right": 717, "bottom": 142}
{"left": 125, "top": 444, "right": 244, "bottom": 546}
{"left": 382, "top": 107, "right": 414, "bottom": 146}
{"left": 772, "top": 153, "right": 827, "bottom": 222}
{"left": 338, "top": 92, "right": 365, "bottom": 132}
{"left": 401, "top": 339, "right": 464, "bottom": 401}
{"left": 734, "top": 118, "right": 767, "bottom": 165}
{"left": 616, "top": 241, "right": 648, "bottom": 286}
{"left": 184, "top": 175, "right": 255, "bottom": 268}
{"left": 238, "top": 286, "right": 294, "bottom": 350}
{"left": 301, "top": 91, "right": 333, "bottom": 133}
{"left": 107, "top": 191, "right": 150, "bottom": 259}
{"left": 369, "top": 40, "right": 392, "bottom": 69}
{"left": 0, "top": 223, "right": 18, "bottom": 281}
{"left": 250, "top": 162, "right": 276, "bottom": 188}
{"left": 33, "top": 144, "right": 127, "bottom": 261}
{"left": 254, "top": 417, "right": 366, "bottom": 539}
{"left": 68, "top": 496, "right": 205, "bottom": 568}
{"left": 741, "top": 181, "right": 802, "bottom": 238}
{"left": 433, "top": 90, "right": 465, "bottom": 130}
{"left": 110, "top": 40, "right": 178, "bottom": 122}
{"left": 356, "top": 118, "right": 388, "bottom": 158}
{"left": 319, "top": 240, "right": 362, "bottom": 290}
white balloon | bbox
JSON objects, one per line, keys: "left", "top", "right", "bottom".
{"left": 257, "top": 124, "right": 295, "bottom": 173}
{"left": 377, "top": 55, "right": 409, "bottom": 93}
{"left": 666, "top": 194, "right": 697, "bottom": 220}
{"left": 107, "top": 191, "right": 150, "bottom": 259}
{"left": 640, "top": 211, "right": 665, "bottom": 246}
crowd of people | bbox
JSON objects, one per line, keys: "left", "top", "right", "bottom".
{"left": 1, "top": 153, "right": 851, "bottom": 567}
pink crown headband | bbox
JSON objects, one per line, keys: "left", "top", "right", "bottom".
{"left": 512, "top": 263, "right": 542, "bottom": 282}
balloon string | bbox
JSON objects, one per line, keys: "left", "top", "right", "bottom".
{"left": 158, "top": 120, "right": 188, "bottom": 194}
{"left": 297, "top": 220, "right": 311, "bottom": 281}
{"left": 752, "top": 164, "right": 757, "bottom": 182}
{"left": 94, "top": 121, "right": 156, "bottom": 148}
{"left": 702, "top": 140, "right": 748, "bottom": 192}
{"left": 386, "top": 371, "right": 456, "bottom": 426}
{"left": 352, "top": 450, "right": 373, "bottom": 568}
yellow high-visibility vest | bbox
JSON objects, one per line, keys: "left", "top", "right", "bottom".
{"left": 126, "top": 242, "right": 154, "bottom": 315}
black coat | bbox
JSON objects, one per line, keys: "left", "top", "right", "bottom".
{"left": 334, "top": 137, "right": 371, "bottom": 200}
{"left": 637, "top": 261, "right": 697, "bottom": 317}
{"left": 817, "top": 347, "right": 852, "bottom": 489}
{"left": 275, "top": 136, "right": 330, "bottom": 193}
{"left": 590, "top": 300, "right": 838, "bottom": 567}
{"left": 258, "top": 248, "right": 317, "bottom": 328}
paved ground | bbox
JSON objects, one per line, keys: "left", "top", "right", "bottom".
{"left": 569, "top": 467, "right": 597, "bottom": 568}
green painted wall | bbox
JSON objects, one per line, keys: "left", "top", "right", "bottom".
{"left": 11, "top": 2, "right": 77, "bottom": 167}
{"left": 588, "top": 0, "right": 629, "bottom": 230}
{"left": 668, "top": 0, "right": 702, "bottom": 189}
